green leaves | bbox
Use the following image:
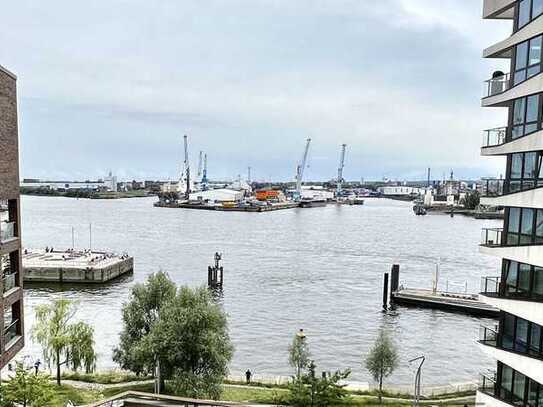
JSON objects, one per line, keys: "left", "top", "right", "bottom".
{"left": 288, "top": 331, "right": 311, "bottom": 378}
{"left": 2, "top": 362, "right": 54, "bottom": 407}
{"left": 31, "top": 298, "right": 96, "bottom": 385}
{"left": 113, "top": 273, "right": 234, "bottom": 399}
{"left": 364, "top": 329, "right": 399, "bottom": 401}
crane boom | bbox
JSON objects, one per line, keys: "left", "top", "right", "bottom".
{"left": 337, "top": 144, "right": 347, "bottom": 196}
{"left": 201, "top": 153, "right": 208, "bottom": 190}
{"left": 295, "top": 138, "right": 311, "bottom": 200}
{"left": 184, "top": 135, "right": 191, "bottom": 199}
{"left": 197, "top": 151, "right": 203, "bottom": 178}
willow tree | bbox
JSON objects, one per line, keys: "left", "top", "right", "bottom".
{"left": 32, "top": 298, "right": 97, "bottom": 385}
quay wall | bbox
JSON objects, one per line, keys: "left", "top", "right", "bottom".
{"left": 23, "top": 257, "right": 134, "bottom": 283}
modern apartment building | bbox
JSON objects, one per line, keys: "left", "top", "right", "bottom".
{"left": 0, "top": 64, "right": 24, "bottom": 368}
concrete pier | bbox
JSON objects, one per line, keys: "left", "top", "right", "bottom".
{"left": 23, "top": 249, "right": 133, "bottom": 283}
{"left": 392, "top": 288, "right": 499, "bottom": 317}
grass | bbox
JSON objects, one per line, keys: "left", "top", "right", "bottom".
{"left": 48, "top": 385, "right": 102, "bottom": 406}
{"left": 62, "top": 370, "right": 150, "bottom": 384}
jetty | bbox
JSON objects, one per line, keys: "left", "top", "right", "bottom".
{"left": 383, "top": 264, "right": 499, "bottom": 317}
{"left": 23, "top": 248, "right": 133, "bottom": 283}
{"left": 154, "top": 201, "right": 300, "bottom": 212}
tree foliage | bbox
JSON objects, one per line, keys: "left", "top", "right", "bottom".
{"left": 3, "top": 362, "right": 54, "bottom": 407}
{"left": 113, "top": 273, "right": 233, "bottom": 399}
{"left": 287, "top": 361, "right": 350, "bottom": 407}
{"left": 150, "top": 286, "right": 234, "bottom": 400}
{"left": 113, "top": 271, "right": 177, "bottom": 377}
{"left": 32, "top": 298, "right": 96, "bottom": 385}
{"left": 288, "top": 330, "right": 310, "bottom": 378}
{"left": 364, "top": 329, "right": 399, "bottom": 402}
{"left": 461, "top": 190, "right": 480, "bottom": 210}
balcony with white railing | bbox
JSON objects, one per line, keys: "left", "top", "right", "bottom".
{"left": 482, "top": 127, "right": 507, "bottom": 148}
{"left": 481, "top": 228, "right": 503, "bottom": 247}
{"left": 2, "top": 273, "right": 17, "bottom": 294}
{"left": 3, "top": 319, "right": 19, "bottom": 349}
{"left": 0, "top": 221, "right": 16, "bottom": 244}
{"left": 483, "top": 72, "right": 510, "bottom": 98}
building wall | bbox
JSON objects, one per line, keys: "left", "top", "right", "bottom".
{"left": 0, "top": 64, "right": 24, "bottom": 369}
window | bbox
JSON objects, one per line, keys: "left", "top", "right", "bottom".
{"left": 507, "top": 152, "right": 543, "bottom": 193}
{"left": 510, "top": 93, "right": 542, "bottom": 141}
{"left": 517, "top": 0, "right": 543, "bottom": 30}
{"left": 513, "top": 35, "right": 543, "bottom": 85}
{"left": 503, "top": 313, "right": 515, "bottom": 349}
{"left": 497, "top": 363, "right": 542, "bottom": 407}
{"left": 502, "top": 259, "right": 543, "bottom": 301}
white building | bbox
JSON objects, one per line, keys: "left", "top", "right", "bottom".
{"left": 377, "top": 186, "right": 426, "bottom": 196}
{"left": 477, "top": 2, "right": 543, "bottom": 406}
{"left": 189, "top": 188, "right": 243, "bottom": 203}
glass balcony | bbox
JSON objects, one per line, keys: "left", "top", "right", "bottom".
{"left": 2, "top": 273, "right": 16, "bottom": 293}
{"left": 479, "top": 372, "right": 497, "bottom": 397}
{"left": 482, "top": 127, "right": 507, "bottom": 148}
{"left": 481, "top": 228, "right": 503, "bottom": 246}
{"left": 0, "top": 221, "right": 15, "bottom": 243}
{"left": 483, "top": 73, "right": 510, "bottom": 97}
{"left": 4, "top": 319, "right": 19, "bottom": 346}
{"left": 481, "top": 276, "right": 501, "bottom": 295}
{"left": 481, "top": 179, "right": 505, "bottom": 197}
{"left": 479, "top": 325, "right": 498, "bottom": 347}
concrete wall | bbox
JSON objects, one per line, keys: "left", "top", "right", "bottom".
{"left": 481, "top": 295, "right": 543, "bottom": 326}
{"left": 476, "top": 390, "right": 513, "bottom": 407}
{"left": 483, "top": 73, "right": 543, "bottom": 107}
{"left": 483, "top": 0, "right": 516, "bottom": 19}
{"left": 481, "top": 187, "right": 543, "bottom": 209}
{"left": 480, "top": 244, "right": 543, "bottom": 268}
{"left": 482, "top": 129, "right": 543, "bottom": 156}
{"left": 480, "top": 342, "right": 543, "bottom": 384}
{"left": 24, "top": 257, "right": 134, "bottom": 283}
{"left": 484, "top": 15, "right": 543, "bottom": 58}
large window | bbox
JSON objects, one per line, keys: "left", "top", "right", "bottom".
{"left": 502, "top": 259, "right": 543, "bottom": 300}
{"left": 511, "top": 94, "right": 542, "bottom": 140}
{"left": 500, "top": 313, "right": 543, "bottom": 358}
{"left": 496, "top": 362, "right": 543, "bottom": 407}
{"left": 506, "top": 151, "right": 543, "bottom": 193}
{"left": 505, "top": 207, "right": 543, "bottom": 245}
{"left": 517, "top": 0, "right": 543, "bottom": 31}
{"left": 513, "top": 35, "right": 542, "bottom": 85}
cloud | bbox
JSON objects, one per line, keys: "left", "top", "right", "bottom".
{"left": 1, "top": 0, "right": 511, "bottom": 180}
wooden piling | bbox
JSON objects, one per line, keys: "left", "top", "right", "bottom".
{"left": 383, "top": 272, "right": 389, "bottom": 310}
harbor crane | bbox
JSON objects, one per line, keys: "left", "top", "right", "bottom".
{"left": 183, "top": 134, "right": 191, "bottom": 199}
{"left": 197, "top": 151, "right": 203, "bottom": 178}
{"left": 336, "top": 144, "right": 347, "bottom": 196}
{"left": 295, "top": 138, "right": 311, "bottom": 201}
{"left": 201, "top": 153, "right": 208, "bottom": 190}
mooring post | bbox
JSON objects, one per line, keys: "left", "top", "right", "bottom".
{"left": 383, "top": 272, "right": 389, "bottom": 310}
{"left": 220, "top": 266, "right": 224, "bottom": 286}
{"left": 390, "top": 264, "right": 400, "bottom": 293}
{"left": 208, "top": 266, "right": 212, "bottom": 287}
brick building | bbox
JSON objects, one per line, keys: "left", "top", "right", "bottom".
{"left": 0, "top": 64, "right": 24, "bottom": 368}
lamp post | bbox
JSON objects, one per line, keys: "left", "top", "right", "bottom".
{"left": 408, "top": 355, "right": 425, "bottom": 407}
{"left": 296, "top": 328, "right": 306, "bottom": 380}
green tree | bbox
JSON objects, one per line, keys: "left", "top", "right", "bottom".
{"left": 113, "top": 271, "right": 177, "bottom": 389}
{"left": 461, "top": 190, "right": 480, "bottom": 210}
{"left": 365, "top": 329, "right": 399, "bottom": 403}
{"left": 3, "top": 362, "right": 54, "bottom": 407}
{"left": 287, "top": 361, "right": 350, "bottom": 407}
{"left": 32, "top": 298, "right": 97, "bottom": 385}
{"left": 149, "top": 286, "right": 234, "bottom": 400}
{"left": 288, "top": 329, "right": 310, "bottom": 379}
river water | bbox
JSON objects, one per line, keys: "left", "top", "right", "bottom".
{"left": 19, "top": 195, "right": 500, "bottom": 385}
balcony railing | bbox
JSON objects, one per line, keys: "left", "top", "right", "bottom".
{"left": 479, "top": 326, "right": 498, "bottom": 347}
{"left": 0, "top": 221, "right": 15, "bottom": 243}
{"left": 481, "top": 276, "right": 500, "bottom": 295}
{"left": 481, "top": 228, "right": 503, "bottom": 247}
{"left": 481, "top": 179, "right": 505, "bottom": 197}
{"left": 483, "top": 73, "right": 511, "bottom": 98}
{"left": 481, "top": 178, "right": 543, "bottom": 198}
{"left": 482, "top": 127, "right": 507, "bottom": 148}
{"left": 479, "top": 372, "right": 497, "bottom": 397}
{"left": 2, "top": 273, "right": 16, "bottom": 293}
{"left": 4, "top": 319, "right": 19, "bottom": 346}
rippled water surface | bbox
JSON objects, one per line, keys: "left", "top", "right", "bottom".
{"left": 20, "top": 195, "right": 500, "bottom": 384}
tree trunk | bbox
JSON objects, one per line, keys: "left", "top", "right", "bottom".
{"left": 379, "top": 374, "right": 383, "bottom": 405}
{"left": 56, "top": 350, "right": 61, "bottom": 386}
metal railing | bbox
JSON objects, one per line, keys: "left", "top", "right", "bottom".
{"left": 4, "top": 319, "right": 19, "bottom": 346}
{"left": 481, "top": 228, "right": 503, "bottom": 246}
{"left": 481, "top": 276, "right": 501, "bottom": 295}
{"left": 479, "top": 326, "right": 498, "bottom": 347}
{"left": 481, "top": 178, "right": 543, "bottom": 197}
{"left": 0, "top": 221, "right": 15, "bottom": 243}
{"left": 2, "top": 273, "right": 16, "bottom": 293}
{"left": 479, "top": 372, "right": 497, "bottom": 397}
{"left": 483, "top": 73, "right": 511, "bottom": 97}
{"left": 482, "top": 127, "right": 507, "bottom": 148}
{"left": 481, "top": 179, "right": 505, "bottom": 197}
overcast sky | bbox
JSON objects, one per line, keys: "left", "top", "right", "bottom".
{"left": 2, "top": 0, "right": 512, "bottom": 182}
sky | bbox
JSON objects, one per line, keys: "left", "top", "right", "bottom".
{"left": 1, "top": 0, "right": 513, "bottom": 182}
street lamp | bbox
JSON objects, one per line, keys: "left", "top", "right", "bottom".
{"left": 408, "top": 355, "right": 425, "bottom": 407}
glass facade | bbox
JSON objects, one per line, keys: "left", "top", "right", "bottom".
{"left": 505, "top": 207, "right": 543, "bottom": 245}
{"left": 502, "top": 260, "right": 543, "bottom": 300}
{"left": 500, "top": 312, "right": 543, "bottom": 358}
{"left": 513, "top": 35, "right": 542, "bottom": 85}
{"left": 516, "top": 0, "right": 543, "bottom": 31}
{"left": 506, "top": 151, "right": 543, "bottom": 193}
{"left": 510, "top": 93, "right": 543, "bottom": 140}
{"left": 494, "top": 362, "right": 543, "bottom": 406}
